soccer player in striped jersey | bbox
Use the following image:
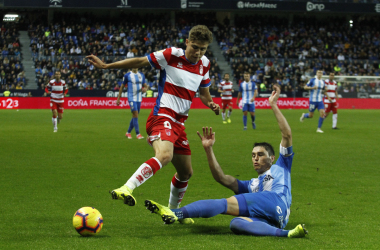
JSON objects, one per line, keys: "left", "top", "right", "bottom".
{"left": 300, "top": 70, "right": 332, "bottom": 133}
{"left": 45, "top": 71, "right": 67, "bottom": 133}
{"left": 116, "top": 68, "right": 148, "bottom": 139}
{"left": 87, "top": 25, "right": 220, "bottom": 224}
{"left": 145, "top": 85, "right": 308, "bottom": 238}
{"left": 324, "top": 72, "right": 339, "bottom": 129}
{"left": 236, "top": 72, "right": 258, "bottom": 130}
{"left": 218, "top": 73, "right": 234, "bottom": 124}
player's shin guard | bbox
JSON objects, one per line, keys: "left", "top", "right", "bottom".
{"left": 228, "top": 110, "right": 232, "bottom": 118}
{"left": 172, "top": 199, "right": 227, "bottom": 219}
{"left": 222, "top": 112, "right": 226, "bottom": 120}
{"left": 243, "top": 116, "right": 247, "bottom": 127}
{"left": 251, "top": 115, "right": 255, "bottom": 122}
{"left": 52, "top": 117, "right": 57, "bottom": 128}
{"left": 333, "top": 113, "right": 338, "bottom": 128}
{"left": 125, "top": 157, "right": 162, "bottom": 190}
{"left": 318, "top": 117, "right": 324, "bottom": 128}
{"left": 168, "top": 175, "right": 188, "bottom": 208}
{"left": 229, "top": 217, "right": 288, "bottom": 237}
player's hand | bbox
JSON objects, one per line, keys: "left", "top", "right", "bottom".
{"left": 116, "top": 99, "right": 120, "bottom": 106}
{"left": 197, "top": 127, "right": 215, "bottom": 148}
{"left": 86, "top": 55, "right": 106, "bottom": 69}
{"left": 269, "top": 84, "right": 281, "bottom": 106}
{"left": 209, "top": 101, "right": 220, "bottom": 115}
{"left": 250, "top": 98, "right": 255, "bottom": 102}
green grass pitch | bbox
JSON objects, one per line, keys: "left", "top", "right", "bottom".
{"left": 1, "top": 108, "right": 379, "bottom": 249}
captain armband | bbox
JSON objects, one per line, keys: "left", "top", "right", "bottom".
{"left": 280, "top": 145, "right": 293, "bottom": 156}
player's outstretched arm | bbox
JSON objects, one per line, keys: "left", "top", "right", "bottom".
{"left": 86, "top": 55, "right": 150, "bottom": 70}
{"left": 197, "top": 127, "right": 238, "bottom": 193}
{"left": 116, "top": 84, "right": 125, "bottom": 106}
{"left": 199, "top": 87, "right": 220, "bottom": 115}
{"left": 269, "top": 85, "right": 292, "bottom": 149}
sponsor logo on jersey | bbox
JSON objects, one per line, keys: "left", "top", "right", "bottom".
{"left": 276, "top": 206, "right": 282, "bottom": 214}
{"left": 199, "top": 65, "right": 203, "bottom": 75}
{"left": 177, "top": 62, "right": 183, "bottom": 68}
{"left": 182, "top": 140, "right": 189, "bottom": 146}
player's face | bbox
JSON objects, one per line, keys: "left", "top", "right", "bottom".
{"left": 55, "top": 72, "right": 61, "bottom": 80}
{"left": 185, "top": 39, "right": 209, "bottom": 64}
{"left": 224, "top": 74, "right": 230, "bottom": 81}
{"left": 244, "top": 73, "right": 250, "bottom": 82}
{"left": 329, "top": 73, "right": 334, "bottom": 80}
{"left": 252, "top": 146, "right": 274, "bottom": 174}
{"left": 316, "top": 71, "right": 323, "bottom": 79}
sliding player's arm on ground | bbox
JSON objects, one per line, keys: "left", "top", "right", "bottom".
{"left": 87, "top": 55, "right": 150, "bottom": 70}
{"left": 269, "top": 85, "right": 292, "bottom": 151}
{"left": 199, "top": 87, "right": 220, "bottom": 115}
{"left": 197, "top": 127, "right": 238, "bottom": 193}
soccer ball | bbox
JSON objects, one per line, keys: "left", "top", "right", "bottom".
{"left": 73, "top": 207, "right": 103, "bottom": 236}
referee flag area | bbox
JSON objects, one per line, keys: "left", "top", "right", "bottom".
{"left": 1, "top": 97, "right": 380, "bottom": 109}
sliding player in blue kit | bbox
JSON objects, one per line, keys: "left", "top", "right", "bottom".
{"left": 145, "top": 85, "right": 308, "bottom": 238}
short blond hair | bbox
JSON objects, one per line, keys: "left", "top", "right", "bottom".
{"left": 188, "top": 25, "right": 213, "bottom": 44}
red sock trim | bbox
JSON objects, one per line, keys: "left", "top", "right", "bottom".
{"left": 145, "top": 158, "right": 161, "bottom": 175}
{"left": 171, "top": 175, "right": 188, "bottom": 189}
{"left": 53, "top": 116, "right": 57, "bottom": 118}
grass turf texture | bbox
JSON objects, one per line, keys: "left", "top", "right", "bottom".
{"left": 1, "top": 108, "right": 379, "bottom": 249}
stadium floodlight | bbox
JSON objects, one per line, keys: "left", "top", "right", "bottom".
{"left": 3, "top": 14, "right": 20, "bottom": 22}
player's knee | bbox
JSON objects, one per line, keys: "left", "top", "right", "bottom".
{"left": 157, "top": 151, "right": 173, "bottom": 165}
{"left": 229, "top": 218, "right": 246, "bottom": 235}
{"left": 309, "top": 113, "right": 314, "bottom": 118}
{"left": 179, "top": 170, "right": 193, "bottom": 181}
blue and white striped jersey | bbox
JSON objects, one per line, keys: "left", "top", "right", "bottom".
{"left": 123, "top": 71, "right": 146, "bottom": 102}
{"left": 239, "top": 81, "right": 257, "bottom": 104}
{"left": 307, "top": 78, "right": 325, "bottom": 102}
{"left": 236, "top": 150, "right": 293, "bottom": 210}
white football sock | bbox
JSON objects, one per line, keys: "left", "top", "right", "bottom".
{"left": 168, "top": 175, "right": 188, "bottom": 208}
{"left": 228, "top": 110, "right": 232, "bottom": 118}
{"left": 125, "top": 157, "right": 162, "bottom": 190}
{"left": 52, "top": 117, "right": 57, "bottom": 129}
{"left": 333, "top": 114, "right": 338, "bottom": 128}
{"left": 222, "top": 112, "right": 226, "bottom": 120}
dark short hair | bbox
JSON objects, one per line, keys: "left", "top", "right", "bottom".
{"left": 244, "top": 72, "right": 250, "bottom": 75}
{"left": 253, "top": 142, "right": 275, "bottom": 156}
{"left": 224, "top": 73, "right": 229, "bottom": 77}
{"left": 188, "top": 25, "right": 213, "bottom": 44}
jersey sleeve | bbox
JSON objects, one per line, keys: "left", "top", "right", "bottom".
{"left": 239, "top": 83, "right": 243, "bottom": 92}
{"left": 235, "top": 179, "right": 251, "bottom": 194}
{"left": 275, "top": 152, "right": 294, "bottom": 172}
{"left": 147, "top": 48, "right": 172, "bottom": 70}
{"left": 45, "top": 81, "right": 52, "bottom": 93}
{"left": 306, "top": 78, "right": 314, "bottom": 87}
{"left": 200, "top": 63, "right": 211, "bottom": 88}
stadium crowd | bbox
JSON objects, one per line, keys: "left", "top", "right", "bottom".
{"left": 0, "top": 22, "right": 24, "bottom": 90}
{"left": 28, "top": 12, "right": 215, "bottom": 91}
{"left": 214, "top": 15, "right": 380, "bottom": 93}
{"left": 26, "top": 12, "right": 380, "bottom": 94}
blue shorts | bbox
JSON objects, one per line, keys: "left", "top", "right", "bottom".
{"left": 129, "top": 101, "right": 141, "bottom": 113}
{"left": 242, "top": 103, "right": 255, "bottom": 112}
{"left": 235, "top": 192, "right": 288, "bottom": 229}
{"left": 309, "top": 101, "right": 324, "bottom": 113}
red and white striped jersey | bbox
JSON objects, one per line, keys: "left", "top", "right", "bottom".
{"left": 220, "top": 80, "right": 233, "bottom": 100}
{"left": 147, "top": 47, "right": 211, "bottom": 125}
{"left": 45, "top": 79, "right": 67, "bottom": 103}
{"left": 324, "top": 80, "right": 337, "bottom": 103}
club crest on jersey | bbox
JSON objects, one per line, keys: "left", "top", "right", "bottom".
{"left": 177, "top": 62, "right": 183, "bottom": 68}
{"left": 182, "top": 140, "right": 189, "bottom": 146}
{"left": 199, "top": 65, "right": 203, "bottom": 75}
{"left": 165, "top": 129, "right": 171, "bottom": 136}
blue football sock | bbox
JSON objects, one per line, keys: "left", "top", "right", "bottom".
{"left": 304, "top": 113, "right": 310, "bottom": 118}
{"left": 229, "top": 217, "right": 289, "bottom": 237}
{"left": 251, "top": 115, "right": 255, "bottom": 122}
{"left": 318, "top": 117, "right": 324, "bottom": 128}
{"left": 132, "top": 117, "right": 140, "bottom": 134}
{"left": 172, "top": 199, "right": 227, "bottom": 219}
{"left": 243, "top": 116, "right": 247, "bottom": 127}
{"left": 127, "top": 119, "right": 134, "bottom": 133}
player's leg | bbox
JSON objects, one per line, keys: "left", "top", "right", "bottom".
{"left": 301, "top": 102, "right": 315, "bottom": 121}
{"left": 57, "top": 103, "right": 64, "bottom": 124}
{"left": 126, "top": 102, "right": 136, "bottom": 138}
{"left": 133, "top": 102, "right": 144, "bottom": 139}
{"left": 222, "top": 101, "right": 227, "bottom": 123}
{"left": 51, "top": 102, "right": 58, "bottom": 132}
{"left": 250, "top": 108, "right": 256, "bottom": 129}
{"left": 111, "top": 139, "right": 172, "bottom": 205}
{"left": 242, "top": 104, "right": 248, "bottom": 130}
{"left": 227, "top": 102, "right": 233, "bottom": 123}
{"left": 145, "top": 195, "right": 239, "bottom": 224}
{"left": 332, "top": 104, "right": 338, "bottom": 129}
{"left": 229, "top": 217, "right": 307, "bottom": 238}
{"left": 317, "top": 102, "right": 326, "bottom": 133}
